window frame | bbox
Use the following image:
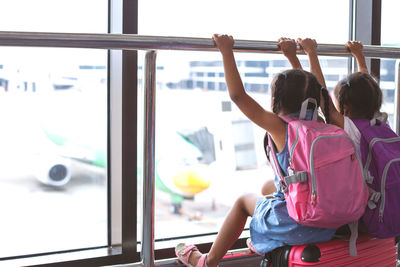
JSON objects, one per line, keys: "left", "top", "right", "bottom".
{"left": 352, "top": 0, "right": 381, "bottom": 75}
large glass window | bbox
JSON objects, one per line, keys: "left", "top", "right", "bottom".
{"left": 380, "top": 0, "right": 400, "bottom": 129}
{"left": 381, "top": 1, "right": 400, "bottom": 46}
{"left": 380, "top": 58, "right": 397, "bottom": 129}
{"left": 139, "top": 0, "right": 349, "bottom": 43}
{"left": 138, "top": 0, "right": 350, "bottom": 248}
{"left": 0, "top": 0, "right": 108, "bottom": 258}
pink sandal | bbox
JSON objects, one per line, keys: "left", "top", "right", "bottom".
{"left": 175, "top": 243, "right": 208, "bottom": 267}
{"left": 246, "top": 238, "right": 260, "bottom": 255}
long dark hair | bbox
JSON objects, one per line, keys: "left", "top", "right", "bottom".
{"left": 270, "top": 69, "right": 329, "bottom": 122}
{"left": 334, "top": 72, "right": 382, "bottom": 120}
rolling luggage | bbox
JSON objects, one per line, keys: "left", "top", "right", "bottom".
{"left": 260, "top": 235, "right": 397, "bottom": 267}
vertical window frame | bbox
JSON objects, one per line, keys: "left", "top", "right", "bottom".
{"left": 353, "top": 0, "right": 381, "bottom": 78}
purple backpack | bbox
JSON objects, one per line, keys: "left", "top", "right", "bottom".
{"left": 352, "top": 114, "right": 400, "bottom": 238}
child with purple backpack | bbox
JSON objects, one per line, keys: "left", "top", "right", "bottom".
{"left": 293, "top": 37, "right": 400, "bottom": 239}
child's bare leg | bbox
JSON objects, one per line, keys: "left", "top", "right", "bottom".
{"left": 204, "top": 193, "right": 259, "bottom": 267}
{"left": 184, "top": 193, "right": 259, "bottom": 267}
{"left": 261, "top": 179, "right": 276, "bottom": 195}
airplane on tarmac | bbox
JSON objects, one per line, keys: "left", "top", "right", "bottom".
{"left": 32, "top": 88, "right": 214, "bottom": 216}
{"left": 153, "top": 128, "right": 215, "bottom": 214}
{"left": 0, "top": 63, "right": 215, "bottom": 217}
{"left": 39, "top": 122, "right": 213, "bottom": 215}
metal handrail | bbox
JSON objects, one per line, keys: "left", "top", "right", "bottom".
{"left": 0, "top": 31, "right": 400, "bottom": 58}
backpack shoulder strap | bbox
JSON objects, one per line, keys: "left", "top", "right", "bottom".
{"left": 263, "top": 132, "right": 270, "bottom": 161}
{"left": 348, "top": 221, "right": 359, "bottom": 257}
{"left": 263, "top": 114, "right": 303, "bottom": 188}
{"left": 351, "top": 118, "right": 371, "bottom": 132}
{"left": 263, "top": 133, "right": 285, "bottom": 184}
{"left": 263, "top": 115, "right": 292, "bottom": 160}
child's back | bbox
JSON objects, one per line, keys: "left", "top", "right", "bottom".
{"left": 213, "top": 35, "right": 338, "bottom": 256}
{"left": 321, "top": 41, "right": 400, "bottom": 239}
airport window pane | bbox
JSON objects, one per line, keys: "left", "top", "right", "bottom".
{"left": 137, "top": 51, "right": 349, "bottom": 248}
{"left": 0, "top": 0, "right": 107, "bottom": 33}
{"left": 381, "top": 1, "right": 400, "bottom": 47}
{"left": 139, "top": 0, "right": 349, "bottom": 43}
{"left": 381, "top": 1, "right": 400, "bottom": 130}
{"left": 380, "top": 59, "right": 397, "bottom": 129}
{"left": 0, "top": 0, "right": 108, "bottom": 259}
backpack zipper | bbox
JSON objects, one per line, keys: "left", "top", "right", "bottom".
{"left": 364, "top": 137, "right": 400, "bottom": 221}
{"left": 364, "top": 137, "right": 400, "bottom": 177}
{"left": 379, "top": 158, "right": 400, "bottom": 222}
{"left": 289, "top": 125, "right": 359, "bottom": 205}
{"left": 307, "top": 135, "right": 364, "bottom": 205}
{"left": 289, "top": 124, "right": 334, "bottom": 166}
{"left": 289, "top": 123, "right": 304, "bottom": 158}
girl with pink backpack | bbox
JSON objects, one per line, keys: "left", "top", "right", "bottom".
{"left": 174, "top": 34, "right": 367, "bottom": 267}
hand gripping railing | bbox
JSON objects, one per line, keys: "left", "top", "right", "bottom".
{"left": 1, "top": 31, "right": 400, "bottom": 267}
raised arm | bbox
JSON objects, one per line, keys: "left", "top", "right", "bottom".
{"left": 346, "top": 41, "right": 368, "bottom": 73}
{"left": 212, "top": 34, "right": 286, "bottom": 151}
{"left": 278, "top": 37, "right": 302, "bottom": 69}
{"left": 296, "top": 38, "right": 326, "bottom": 88}
{"left": 297, "top": 38, "right": 344, "bottom": 127}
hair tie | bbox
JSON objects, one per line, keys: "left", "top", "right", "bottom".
{"left": 346, "top": 81, "right": 351, "bottom": 87}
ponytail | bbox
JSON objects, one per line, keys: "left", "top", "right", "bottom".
{"left": 321, "top": 87, "right": 330, "bottom": 124}
{"left": 271, "top": 73, "right": 287, "bottom": 114}
{"left": 335, "top": 81, "right": 349, "bottom": 117}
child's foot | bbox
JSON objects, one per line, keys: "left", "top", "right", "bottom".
{"left": 175, "top": 243, "right": 207, "bottom": 267}
{"left": 246, "top": 238, "right": 260, "bottom": 255}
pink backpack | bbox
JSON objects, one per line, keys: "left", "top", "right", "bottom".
{"left": 265, "top": 99, "right": 369, "bottom": 229}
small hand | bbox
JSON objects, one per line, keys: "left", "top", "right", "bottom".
{"left": 278, "top": 37, "right": 297, "bottom": 58}
{"left": 212, "top": 34, "right": 234, "bottom": 55}
{"left": 346, "top": 40, "right": 367, "bottom": 73}
{"left": 297, "top": 38, "right": 317, "bottom": 55}
{"left": 346, "top": 41, "right": 363, "bottom": 57}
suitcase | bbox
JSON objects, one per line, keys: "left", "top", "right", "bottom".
{"left": 260, "top": 235, "right": 397, "bottom": 267}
